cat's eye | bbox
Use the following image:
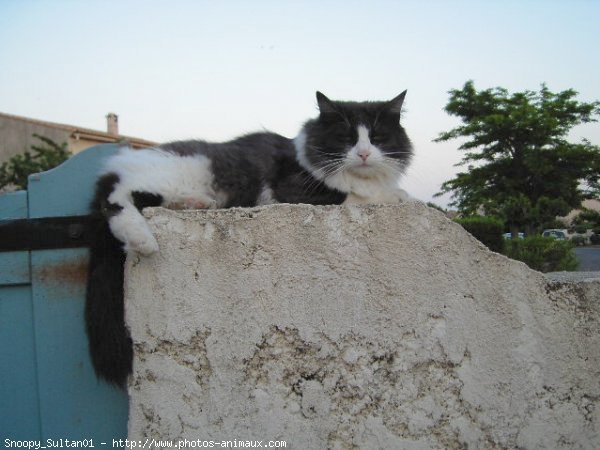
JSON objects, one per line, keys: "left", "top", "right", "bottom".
{"left": 369, "top": 129, "right": 385, "bottom": 144}
{"left": 329, "top": 121, "right": 353, "bottom": 139}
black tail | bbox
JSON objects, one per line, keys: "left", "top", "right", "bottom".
{"left": 85, "top": 213, "right": 130, "bottom": 387}
{"left": 85, "top": 173, "right": 163, "bottom": 388}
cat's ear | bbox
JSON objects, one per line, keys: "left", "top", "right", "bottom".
{"left": 388, "top": 90, "right": 407, "bottom": 115}
{"left": 316, "top": 91, "right": 339, "bottom": 115}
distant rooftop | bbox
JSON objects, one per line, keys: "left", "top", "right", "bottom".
{"left": 0, "top": 111, "right": 157, "bottom": 149}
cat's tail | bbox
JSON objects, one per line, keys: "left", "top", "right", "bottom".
{"left": 85, "top": 210, "right": 131, "bottom": 388}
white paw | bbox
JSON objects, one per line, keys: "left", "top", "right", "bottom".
{"left": 127, "top": 234, "right": 159, "bottom": 256}
{"left": 109, "top": 207, "right": 160, "bottom": 256}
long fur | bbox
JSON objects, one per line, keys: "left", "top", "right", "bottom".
{"left": 85, "top": 92, "right": 413, "bottom": 387}
{"left": 85, "top": 216, "right": 130, "bottom": 387}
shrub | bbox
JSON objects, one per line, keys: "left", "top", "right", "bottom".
{"left": 573, "top": 208, "right": 600, "bottom": 226}
{"left": 0, "top": 134, "right": 69, "bottom": 190}
{"left": 571, "top": 235, "right": 586, "bottom": 246}
{"left": 503, "top": 236, "right": 578, "bottom": 272}
{"left": 542, "top": 218, "right": 569, "bottom": 230}
{"left": 455, "top": 216, "right": 504, "bottom": 253}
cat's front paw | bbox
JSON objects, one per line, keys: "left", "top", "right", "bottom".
{"left": 127, "top": 234, "right": 159, "bottom": 256}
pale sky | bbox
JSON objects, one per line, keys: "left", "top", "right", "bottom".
{"left": 1, "top": 0, "right": 599, "bottom": 207}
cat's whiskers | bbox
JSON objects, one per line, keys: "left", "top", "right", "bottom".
{"left": 300, "top": 171, "right": 333, "bottom": 195}
{"left": 378, "top": 161, "right": 406, "bottom": 179}
{"left": 381, "top": 151, "right": 413, "bottom": 155}
{"left": 300, "top": 158, "right": 348, "bottom": 195}
{"left": 319, "top": 160, "right": 345, "bottom": 172}
{"left": 311, "top": 149, "right": 345, "bottom": 158}
{"left": 307, "top": 146, "right": 410, "bottom": 184}
{"left": 382, "top": 155, "right": 407, "bottom": 168}
{"left": 321, "top": 161, "right": 353, "bottom": 185}
{"left": 300, "top": 160, "right": 340, "bottom": 193}
{"left": 328, "top": 160, "right": 351, "bottom": 176}
{"left": 314, "top": 158, "right": 345, "bottom": 175}
{"left": 321, "top": 157, "right": 350, "bottom": 175}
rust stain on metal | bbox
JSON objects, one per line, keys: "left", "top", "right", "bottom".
{"left": 36, "top": 257, "right": 89, "bottom": 285}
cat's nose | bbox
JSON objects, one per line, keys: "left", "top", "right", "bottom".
{"left": 358, "top": 149, "right": 371, "bottom": 161}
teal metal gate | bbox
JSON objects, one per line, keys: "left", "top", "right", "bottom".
{"left": 0, "top": 145, "right": 128, "bottom": 443}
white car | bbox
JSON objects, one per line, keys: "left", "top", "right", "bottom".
{"left": 542, "top": 229, "right": 568, "bottom": 240}
{"left": 503, "top": 232, "right": 524, "bottom": 239}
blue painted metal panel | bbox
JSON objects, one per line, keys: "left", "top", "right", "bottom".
{"left": 0, "top": 191, "right": 30, "bottom": 285}
{"left": 0, "top": 252, "right": 30, "bottom": 285}
{"left": 1, "top": 144, "right": 128, "bottom": 443}
{"left": 31, "top": 249, "right": 128, "bottom": 441}
{"left": 0, "top": 190, "right": 39, "bottom": 441}
{"left": 0, "top": 190, "right": 28, "bottom": 218}
{"left": 0, "top": 285, "right": 41, "bottom": 441}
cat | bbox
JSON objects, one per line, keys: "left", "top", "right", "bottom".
{"left": 85, "top": 91, "right": 413, "bottom": 386}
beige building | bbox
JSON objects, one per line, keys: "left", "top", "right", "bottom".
{"left": 561, "top": 198, "right": 600, "bottom": 225}
{"left": 0, "top": 112, "right": 157, "bottom": 163}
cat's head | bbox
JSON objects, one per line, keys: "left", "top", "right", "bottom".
{"left": 295, "top": 91, "right": 413, "bottom": 192}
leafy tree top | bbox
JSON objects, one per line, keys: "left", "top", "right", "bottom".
{"left": 435, "top": 81, "right": 600, "bottom": 226}
{"left": 436, "top": 81, "right": 600, "bottom": 160}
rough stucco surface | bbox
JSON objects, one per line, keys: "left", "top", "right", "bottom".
{"left": 125, "top": 203, "right": 599, "bottom": 449}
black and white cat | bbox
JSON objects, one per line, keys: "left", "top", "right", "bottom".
{"left": 85, "top": 91, "right": 413, "bottom": 386}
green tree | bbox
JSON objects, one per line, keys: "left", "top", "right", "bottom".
{"left": 435, "top": 81, "right": 600, "bottom": 236}
{"left": 0, "top": 134, "right": 70, "bottom": 190}
{"left": 584, "top": 177, "right": 600, "bottom": 199}
{"left": 573, "top": 208, "right": 600, "bottom": 233}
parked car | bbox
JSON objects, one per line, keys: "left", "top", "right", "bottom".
{"left": 542, "top": 229, "right": 568, "bottom": 240}
{"left": 503, "top": 232, "right": 524, "bottom": 239}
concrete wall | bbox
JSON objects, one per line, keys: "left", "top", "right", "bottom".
{"left": 125, "top": 203, "right": 599, "bottom": 449}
